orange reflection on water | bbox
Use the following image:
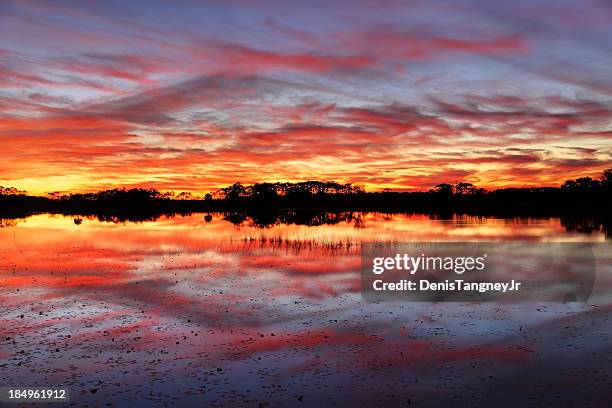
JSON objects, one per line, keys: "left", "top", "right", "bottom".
{"left": 0, "top": 212, "right": 607, "bottom": 292}
{"left": 0, "top": 212, "right": 610, "bottom": 406}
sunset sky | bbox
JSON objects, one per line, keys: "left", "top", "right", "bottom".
{"left": 1, "top": 0, "right": 611, "bottom": 195}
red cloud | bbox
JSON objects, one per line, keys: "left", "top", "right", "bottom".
{"left": 210, "top": 44, "right": 376, "bottom": 73}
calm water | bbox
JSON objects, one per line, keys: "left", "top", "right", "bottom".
{"left": 1, "top": 213, "right": 611, "bottom": 407}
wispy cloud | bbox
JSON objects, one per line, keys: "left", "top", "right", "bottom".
{"left": 1, "top": 0, "right": 610, "bottom": 193}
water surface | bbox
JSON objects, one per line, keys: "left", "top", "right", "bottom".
{"left": 1, "top": 213, "right": 611, "bottom": 407}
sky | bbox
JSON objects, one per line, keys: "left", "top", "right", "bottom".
{"left": 0, "top": 0, "right": 611, "bottom": 195}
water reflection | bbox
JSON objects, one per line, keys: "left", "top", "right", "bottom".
{"left": 561, "top": 215, "right": 612, "bottom": 239}
{"left": 2, "top": 211, "right": 610, "bottom": 240}
{"left": 222, "top": 211, "right": 363, "bottom": 228}
{"left": 0, "top": 213, "right": 610, "bottom": 406}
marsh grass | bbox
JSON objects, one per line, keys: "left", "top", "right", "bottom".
{"left": 231, "top": 232, "right": 403, "bottom": 255}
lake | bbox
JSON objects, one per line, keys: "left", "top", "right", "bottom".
{"left": 1, "top": 212, "right": 611, "bottom": 407}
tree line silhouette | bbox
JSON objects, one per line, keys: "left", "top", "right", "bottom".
{"left": 0, "top": 169, "right": 610, "bottom": 217}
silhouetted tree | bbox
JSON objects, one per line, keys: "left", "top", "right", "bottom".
{"left": 601, "top": 168, "right": 612, "bottom": 187}
{"left": 2, "top": 171, "right": 610, "bottom": 220}
{"left": 175, "top": 191, "right": 196, "bottom": 200}
{"left": 250, "top": 183, "right": 278, "bottom": 201}
{"left": 0, "top": 186, "right": 26, "bottom": 196}
{"left": 562, "top": 176, "right": 601, "bottom": 192}
{"left": 218, "top": 183, "right": 247, "bottom": 201}
{"left": 430, "top": 183, "right": 454, "bottom": 195}
{"left": 455, "top": 182, "right": 476, "bottom": 195}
